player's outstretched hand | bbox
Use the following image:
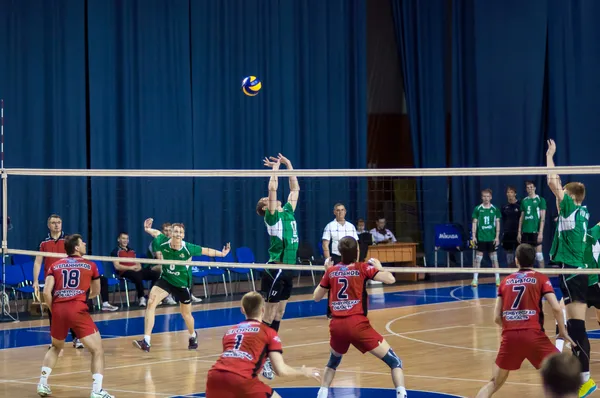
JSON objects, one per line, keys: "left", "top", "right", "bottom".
{"left": 222, "top": 242, "right": 231, "bottom": 257}
{"left": 547, "top": 139, "right": 557, "bottom": 157}
{"left": 264, "top": 157, "right": 280, "bottom": 169}
{"left": 33, "top": 281, "right": 40, "bottom": 302}
{"left": 324, "top": 257, "right": 335, "bottom": 270}
{"left": 301, "top": 366, "right": 322, "bottom": 382}
{"left": 558, "top": 331, "right": 576, "bottom": 348}
{"left": 276, "top": 153, "right": 292, "bottom": 168}
{"left": 367, "top": 258, "right": 383, "bottom": 270}
{"left": 144, "top": 218, "right": 154, "bottom": 229}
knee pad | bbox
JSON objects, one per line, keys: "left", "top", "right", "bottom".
{"left": 536, "top": 252, "right": 544, "bottom": 262}
{"left": 490, "top": 253, "right": 498, "bottom": 262}
{"left": 326, "top": 352, "right": 342, "bottom": 370}
{"left": 381, "top": 348, "right": 403, "bottom": 369}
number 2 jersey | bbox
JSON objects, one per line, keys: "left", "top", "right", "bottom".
{"left": 497, "top": 270, "right": 554, "bottom": 332}
{"left": 48, "top": 256, "right": 100, "bottom": 304}
{"left": 319, "top": 262, "right": 379, "bottom": 317}
{"left": 210, "top": 320, "right": 283, "bottom": 379}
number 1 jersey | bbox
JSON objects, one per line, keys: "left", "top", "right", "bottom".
{"left": 497, "top": 270, "right": 554, "bottom": 332}
{"left": 48, "top": 256, "right": 100, "bottom": 304}
{"left": 319, "top": 262, "right": 379, "bottom": 317}
{"left": 211, "top": 320, "right": 283, "bottom": 379}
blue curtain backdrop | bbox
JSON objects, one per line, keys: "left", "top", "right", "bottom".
{"left": 189, "top": 0, "right": 367, "bottom": 256}
{"left": 392, "top": 0, "right": 449, "bottom": 259}
{"left": 0, "top": 0, "right": 89, "bottom": 250}
{"left": 0, "top": 0, "right": 366, "bottom": 260}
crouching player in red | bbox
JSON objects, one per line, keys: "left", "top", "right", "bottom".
{"left": 36, "top": 234, "right": 113, "bottom": 398}
{"left": 476, "top": 243, "right": 573, "bottom": 398}
{"left": 312, "top": 236, "right": 407, "bottom": 398}
{"left": 206, "top": 291, "right": 320, "bottom": 398}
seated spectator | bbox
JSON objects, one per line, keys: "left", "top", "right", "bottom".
{"left": 370, "top": 216, "right": 397, "bottom": 244}
{"left": 111, "top": 232, "right": 160, "bottom": 307}
{"left": 356, "top": 218, "right": 373, "bottom": 262}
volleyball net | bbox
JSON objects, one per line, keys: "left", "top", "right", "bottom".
{"left": 3, "top": 166, "right": 600, "bottom": 318}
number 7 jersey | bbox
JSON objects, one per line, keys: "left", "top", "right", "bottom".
{"left": 48, "top": 256, "right": 100, "bottom": 304}
{"left": 497, "top": 270, "right": 554, "bottom": 331}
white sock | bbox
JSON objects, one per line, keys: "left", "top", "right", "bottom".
{"left": 396, "top": 386, "right": 407, "bottom": 397}
{"left": 555, "top": 338, "right": 564, "bottom": 352}
{"left": 190, "top": 331, "right": 196, "bottom": 339}
{"left": 92, "top": 373, "right": 103, "bottom": 393}
{"left": 39, "top": 366, "right": 52, "bottom": 385}
{"left": 102, "top": 301, "right": 109, "bottom": 305}
{"left": 144, "top": 335, "right": 151, "bottom": 344}
{"left": 582, "top": 372, "right": 591, "bottom": 384}
{"left": 495, "top": 273, "right": 500, "bottom": 280}
{"left": 473, "top": 273, "right": 479, "bottom": 280}
{"left": 563, "top": 309, "right": 567, "bottom": 325}
{"left": 317, "top": 387, "right": 328, "bottom": 398}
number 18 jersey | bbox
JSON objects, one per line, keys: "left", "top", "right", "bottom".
{"left": 48, "top": 256, "right": 100, "bottom": 304}
{"left": 211, "top": 320, "right": 283, "bottom": 379}
{"left": 497, "top": 270, "right": 554, "bottom": 332}
{"left": 319, "top": 262, "right": 379, "bottom": 317}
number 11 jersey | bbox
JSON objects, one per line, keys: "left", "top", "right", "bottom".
{"left": 498, "top": 270, "right": 554, "bottom": 332}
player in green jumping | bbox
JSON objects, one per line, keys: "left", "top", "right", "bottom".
{"left": 255, "top": 153, "right": 300, "bottom": 379}
{"left": 547, "top": 139, "right": 597, "bottom": 398}
{"left": 133, "top": 218, "right": 230, "bottom": 352}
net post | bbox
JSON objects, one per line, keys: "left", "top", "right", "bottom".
{"left": 0, "top": 165, "right": 11, "bottom": 322}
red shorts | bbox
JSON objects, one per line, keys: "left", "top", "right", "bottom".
{"left": 496, "top": 329, "right": 558, "bottom": 370}
{"left": 205, "top": 370, "right": 272, "bottom": 398}
{"left": 329, "top": 315, "right": 383, "bottom": 354}
{"left": 50, "top": 301, "right": 98, "bottom": 341}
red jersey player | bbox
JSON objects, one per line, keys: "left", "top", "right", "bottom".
{"left": 36, "top": 234, "right": 114, "bottom": 398}
{"left": 206, "top": 291, "right": 320, "bottom": 398}
{"left": 476, "top": 244, "right": 573, "bottom": 398}
{"left": 312, "top": 236, "right": 407, "bottom": 398}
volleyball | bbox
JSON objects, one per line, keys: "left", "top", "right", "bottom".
{"left": 242, "top": 76, "right": 262, "bottom": 96}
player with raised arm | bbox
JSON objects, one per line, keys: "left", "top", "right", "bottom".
{"left": 313, "top": 236, "right": 407, "bottom": 398}
{"left": 133, "top": 218, "right": 230, "bottom": 352}
{"left": 36, "top": 234, "right": 114, "bottom": 398}
{"left": 518, "top": 181, "right": 547, "bottom": 268}
{"left": 205, "top": 291, "right": 320, "bottom": 397}
{"left": 546, "top": 139, "right": 596, "bottom": 398}
{"left": 472, "top": 189, "right": 502, "bottom": 287}
{"left": 475, "top": 244, "right": 572, "bottom": 398}
{"left": 255, "top": 153, "right": 299, "bottom": 379}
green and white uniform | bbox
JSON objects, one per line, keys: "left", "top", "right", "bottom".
{"left": 520, "top": 195, "right": 547, "bottom": 233}
{"left": 264, "top": 202, "right": 299, "bottom": 265}
{"left": 152, "top": 233, "right": 203, "bottom": 288}
{"left": 550, "top": 195, "right": 590, "bottom": 268}
{"left": 472, "top": 204, "right": 501, "bottom": 242}
{"left": 584, "top": 225, "right": 600, "bottom": 286}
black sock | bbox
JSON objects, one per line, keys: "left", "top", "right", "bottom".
{"left": 555, "top": 323, "right": 560, "bottom": 336}
{"left": 70, "top": 329, "right": 77, "bottom": 340}
{"left": 568, "top": 319, "right": 590, "bottom": 372}
{"left": 271, "top": 320, "right": 281, "bottom": 332}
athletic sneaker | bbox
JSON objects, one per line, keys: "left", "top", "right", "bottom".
{"left": 101, "top": 302, "right": 118, "bottom": 312}
{"left": 37, "top": 384, "right": 51, "bottom": 397}
{"left": 90, "top": 389, "right": 114, "bottom": 398}
{"left": 73, "top": 338, "right": 84, "bottom": 349}
{"left": 163, "top": 295, "right": 177, "bottom": 305}
{"left": 191, "top": 294, "right": 203, "bottom": 303}
{"left": 188, "top": 331, "right": 199, "bottom": 350}
{"left": 471, "top": 279, "right": 478, "bottom": 288}
{"left": 261, "top": 358, "right": 275, "bottom": 380}
{"left": 133, "top": 338, "right": 151, "bottom": 352}
{"left": 496, "top": 278, "right": 501, "bottom": 287}
{"left": 580, "top": 378, "right": 597, "bottom": 398}
{"left": 139, "top": 297, "right": 147, "bottom": 307}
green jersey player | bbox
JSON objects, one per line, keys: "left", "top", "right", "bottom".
{"left": 518, "top": 181, "right": 547, "bottom": 267}
{"left": 255, "top": 153, "right": 299, "bottom": 379}
{"left": 133, "top": 218, "right": 230, "bottom": 353}
{"left": 471, "top": 188, "right": 501, "bottom": 287}
{"left": 547, "top": 138, "right": 596, "bottom": 397}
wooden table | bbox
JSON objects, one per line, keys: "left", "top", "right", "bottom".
{"left": 365, "top": 242, "right": 421, "bottom": 281}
